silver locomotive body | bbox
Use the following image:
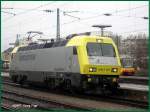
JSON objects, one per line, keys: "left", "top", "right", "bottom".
{"left": 10, "top": 46, "right": 81, "bottom": 88}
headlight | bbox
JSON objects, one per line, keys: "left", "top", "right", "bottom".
{"left": 89, "top": 67, "right": 97, "bottom": 72}
{"left": 111, "top": 68, "right": 118, "bottom": 72}
{"left": 96, "top": 39, "right": 103, "bottom": 43}
{"left": 89, "top": 68, "right": 93, "bottom": 72}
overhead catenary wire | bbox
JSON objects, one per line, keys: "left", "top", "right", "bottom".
{"left": 3, "top": 1, "right": 57, "bottom": 22}
{"left": 2, "top": 4, "right": 148, "bottom": 40}
{"left": 42, "top": 15, "right": 148, "bottom": 34}
{"left": 2, "top": 2, "right": 70, "bottom": 29}
{"left": 1, "top": 11, "right": 16, "bottom": 16}
{"left": 66, "top": 5, "right": 148, "bottom": 23}
{"left": 3, "top": 4, "right": 148, "bottom": 28}
{"left": 41, "top": 4, "right": 148, "bottom": 31}
{"left": 119, "top": 28, "right": 148, "bottom": 34}
{"left": 3, "top": 2, "right": 71, "bottom": 23}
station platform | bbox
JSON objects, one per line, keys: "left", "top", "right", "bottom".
{"left": 120, "top": 83, "right": 148, "bottom": 92}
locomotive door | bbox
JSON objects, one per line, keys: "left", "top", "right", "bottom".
{"left": 65, "top": 47, "right": 80, "bottom": 73}
{"left": 65, "top": 47, "right": 73, "bottom": 73}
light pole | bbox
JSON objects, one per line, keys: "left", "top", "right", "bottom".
{"left": 56, "top": 8, "right": 60, "bottom": 41}
{"left": 44, "top": 9, "right": 79, "bottom": 41}
{"left": 43, "top": 8, "right": 61, "bottom": 41}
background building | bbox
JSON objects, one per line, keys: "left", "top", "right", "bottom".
{"left": 1, "top": 47, "right": 13, "bottom": 69}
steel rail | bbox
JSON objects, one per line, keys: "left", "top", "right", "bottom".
{"left": 2, "top": 89, "right": 90, "bottom": 110}
{"left": 2, "top": 78, "right": 148, "bottom": 109}
{"left": 1, "top": 104, "right": 12, "bottom": 111}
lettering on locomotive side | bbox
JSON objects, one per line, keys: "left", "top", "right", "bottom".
{"left": 19, "top": 54, "right": 36, "bottom": 61}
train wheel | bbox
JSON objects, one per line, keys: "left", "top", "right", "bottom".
{"left": 74, "top": 81, "right": 86, "bottom": 94}
{"left": 64, "top": 79, "right": 75, "bottom": 94}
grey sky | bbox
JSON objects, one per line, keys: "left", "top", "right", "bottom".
{"left": 1, "top": 1, "right": 149, "bottom": 51}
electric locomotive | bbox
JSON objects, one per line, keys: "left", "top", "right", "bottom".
{"left": 9, "top": 35, "right": 121, "bottom": 91}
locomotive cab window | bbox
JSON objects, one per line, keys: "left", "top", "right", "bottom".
{"left": 101, "top": 43, "right": 116, "bottom": 57}
{"left": 86, "top": 43, "right": 115, "bottom": 57}
{"left": 87, "top": 43, "right": 102, "bottom": 56}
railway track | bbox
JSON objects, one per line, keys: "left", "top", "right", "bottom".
{"left": 2, "top": 88, "right": 89, "bottom": 110}
{"left": 2, "top": 90, "right": 48, "bottom": 110}
{"left": 1, "top": 104, "right": 13, "bottom": 111}
{"left": 74, "top": 90, "right": 148, "bottom": 109}
{"left": 2, "top": 78, "right": 148, "bottom": 110}
{"left": 94, "top": 94, "right": 148, "bottom": 109}
{"left": 119, "top": 76, "right": 148, "bottom": 85}
{"left": 1, "top": 98, "right": 28, "bottom": 111}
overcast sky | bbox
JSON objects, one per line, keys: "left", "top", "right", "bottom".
{"left": 1, "top": 1, "right": 149, "bottom": 51}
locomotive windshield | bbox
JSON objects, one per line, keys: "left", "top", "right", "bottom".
{"left": 87, "top": 43, "right": 115, "bottom": 57}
